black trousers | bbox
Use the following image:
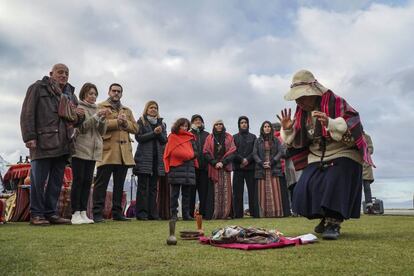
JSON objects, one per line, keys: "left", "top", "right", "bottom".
{"left": 136, "top": 173, "right": 159, "bottom": 219}
{"left": 71, "top": 157, "right": 95, "bottom": 212}
{"left": 93, "top": 164, "right": 128, "bottom": 218}
{"left": 189, "top": 169, "right": 209, "bottom": 217}
{"left": 170, "top": 184, "right": 191, "bottom": 218}
{"left": 232, "top": 170, "right": 259, "bottom": 218}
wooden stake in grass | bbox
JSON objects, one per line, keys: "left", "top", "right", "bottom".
{"left": 167, "top": 220, "right": 177, "bottom": 246}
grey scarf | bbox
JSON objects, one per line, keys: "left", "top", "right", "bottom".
{"left": 147, "top": 115, "right": 158, "bottom": 125}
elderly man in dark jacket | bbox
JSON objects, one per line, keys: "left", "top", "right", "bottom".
{"left": 189, "top": 114, "right": 210, "bottom": 217}
{"left": 20, "top": 63, "right": 83, "bottom": 226}
{"left": 232, "top": 116, "right": 259, "bottom": 218}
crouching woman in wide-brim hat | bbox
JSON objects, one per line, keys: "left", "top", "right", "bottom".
{"left": 278, "top": 69, "right": 374, "bottom": 240}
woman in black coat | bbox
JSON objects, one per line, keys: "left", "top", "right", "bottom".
{"left": 253, "top": 121, "right": 290, "bottom": 218}
{"left": 133, "top": 100, "right": 167, "bottom": 220}
{"left": 163, "top": 118, "right": 198, "bottom": 220}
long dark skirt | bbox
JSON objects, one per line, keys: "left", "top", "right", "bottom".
{"left": 258, "top": 172, "right": 291, "bottom": 218}
{"left": 204, "top": 170, "right": 232, "bottom": 220}
{"left": 157, "top": 176, "right": 170, "bottom": 220}
{"left": 292, "top": 157, "right": 362, "bottom": 220}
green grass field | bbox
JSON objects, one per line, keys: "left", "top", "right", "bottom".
{"left": 1, "top": 215, "right": 413, "bottom": 275}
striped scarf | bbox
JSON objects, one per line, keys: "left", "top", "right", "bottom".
{"left": 291, "top": 90, "right": 374, "bottom": 169}
{"left": 107, "top": 97, "right": 122, "bottom": 111}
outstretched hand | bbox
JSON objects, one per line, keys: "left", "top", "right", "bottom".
{"left": 277, "top": 108, "right": 295, "bottom": 130}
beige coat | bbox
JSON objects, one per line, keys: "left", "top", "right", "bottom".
{"left": 96, "top": 100, "right": 138, "bottom": 167}
{"left": 362, "top": 133, "right": 374, "bottom": 182}
{"left": 73, "top": 101, "right": 107, "bottom": 161}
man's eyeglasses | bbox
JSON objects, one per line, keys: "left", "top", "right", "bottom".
{"left": 111, "top": 89, "right": 122, "bottom": 94}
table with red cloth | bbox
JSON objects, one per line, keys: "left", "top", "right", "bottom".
{"left": 2, "top": 164, "right": 73, "bottom": 221}
{"left": 2, "top": 164, "right": 126, "bottom": 221}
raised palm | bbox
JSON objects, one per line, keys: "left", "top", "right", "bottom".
{"left": 277, "top": 108, "right": 295, "bottom": 130}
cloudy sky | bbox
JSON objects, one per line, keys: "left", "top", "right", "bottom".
{"left": 1, "top": 0, "right": 413, "bottom": 205}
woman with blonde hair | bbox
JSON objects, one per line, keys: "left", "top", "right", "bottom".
{"left": 133, "top": 101, "right": 167, "bottom": 220}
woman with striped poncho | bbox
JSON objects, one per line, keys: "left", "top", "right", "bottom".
{"left": 279, "top": 70, "right": 374, "bottom": 240}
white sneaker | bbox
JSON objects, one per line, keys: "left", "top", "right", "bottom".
{"left": 80, "top": 211, "right": 94, "bottom": 224}
{"left": 71, "top": 211, "right": 83, "bottom": 225}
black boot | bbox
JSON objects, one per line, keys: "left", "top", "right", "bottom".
{"left": 322, "top": 223, "right": 341, "bottom": 240}
{"left": 314, "top": 218, "right": 326, "bottom": 234}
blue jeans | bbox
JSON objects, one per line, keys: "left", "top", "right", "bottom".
{"left": 30, "top": 156, "right": 67, "bottom": 218}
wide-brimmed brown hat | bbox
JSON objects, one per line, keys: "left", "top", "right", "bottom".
{"left": 284, "top": 70, "right": 328, "bottom": 101}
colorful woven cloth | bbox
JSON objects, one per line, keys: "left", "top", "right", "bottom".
{"left": 9, "top": 186, "right": 30, "bottom": 222}
{"left": 57, "top": 186, "right": 72, "bottom": 219}
{"left": 3, "top": 164, "right": 73, "bottom": 221}
{"left": 3, "top": 164, "right": 31, "bottom": 183}
{"left": 291, "top": 90, "right": 374, "bottom": 169}
{"left": 211, "top": 226, "right": 281, "bottom": 244}
{"left": 199, "top": 226, "right": 312, "bottom": 250}
{"left": 199, "top": 236, "right": 301, "bottom": 250}
{"left": 0, "top": 199, "right": 6, "bottom": 224}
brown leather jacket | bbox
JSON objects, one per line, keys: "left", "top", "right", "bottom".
{"left": 20, "top": 76, "right": 71, "bottom": 160}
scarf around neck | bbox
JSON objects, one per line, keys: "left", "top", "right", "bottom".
{"left": 45, "top": 76, "right": 62, "bottom": 96}
{"left": 107, "top": 97, "right": 122, "bottom": 111}
{"left": 80, "top": 100, "right": 97, "bottom": 109}
{"left": 163, "top": 130, "right": 198, "bottom": 173}
{"left": 146, "top": 115, "right": 158, "bottom": 125}
{"left": 203, "top": 132, "right": 236, "bottom": 182}
{"left": 292, "top": 90, "right": 374, "bottom": 167}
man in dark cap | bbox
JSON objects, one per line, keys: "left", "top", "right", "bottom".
{"left": 189, "top": 114, "right": 210, "bottom": 217}
{"left": 232, "top": 116, "right": 258, "bottom": 218}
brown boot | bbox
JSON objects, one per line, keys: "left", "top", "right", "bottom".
{"left": 47, "top": 215, "right": 72, "bottom": 225}
{"left": 30, "top": 216, "right": 50, "bottom": 226}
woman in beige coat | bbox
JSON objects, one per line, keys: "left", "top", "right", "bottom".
{"left": 71, "top": 83, "right": 108, "bottom": 224}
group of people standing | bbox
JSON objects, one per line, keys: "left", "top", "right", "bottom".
{"left": 20, "top": 64, "right": 373, "bottom": 240}
{"left": 161, "top": 114, "right": 297, "bottom": 221}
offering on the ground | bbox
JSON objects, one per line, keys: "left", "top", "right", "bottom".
{"left": 210, "top": 225, "right": 281, "bottom": 244}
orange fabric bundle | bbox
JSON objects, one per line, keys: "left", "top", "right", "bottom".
{"left": 163, "top": 130, "right": 198, "bottom": 173}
